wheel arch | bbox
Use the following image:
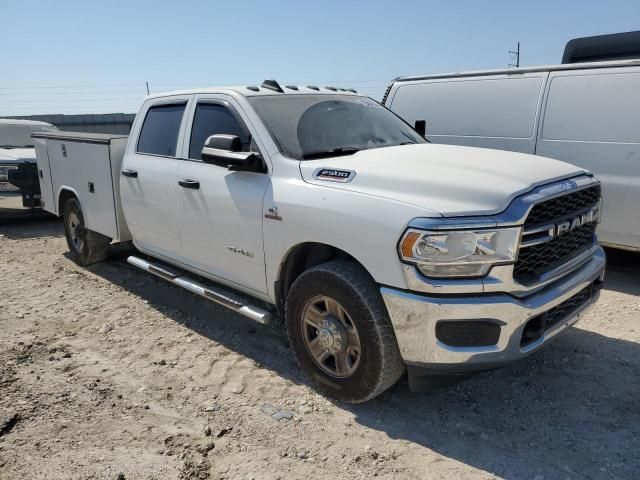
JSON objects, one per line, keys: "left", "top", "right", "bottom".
{"left": 57, "top": 187, "right": 81, "bottom": 217}
{"left": 274, "top": 242, "right": 374, "bottom": 317}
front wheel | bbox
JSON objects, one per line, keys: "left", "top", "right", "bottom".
{"left": 286, "top": 260, "right": 404, "bottom": 403}
{"left": 63, "top": 197, "right": 111, "bottom": 266}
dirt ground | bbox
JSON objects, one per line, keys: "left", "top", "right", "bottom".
{"left": 1, "top": 217, "right": 638, "bottom": 480}
{"left": 0, "top": 188, "right": 43, "bottom": 217}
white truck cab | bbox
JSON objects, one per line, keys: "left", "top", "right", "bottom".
{"left": 0, "top": 119, "right": 58, "bottom": 214}
{"left": 33, "top": 80, "right": 605, "bottom": 402}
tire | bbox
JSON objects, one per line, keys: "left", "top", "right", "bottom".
{"left": 286, "top": 260, "right": 404, "bottom": 403}
{"left": 63, "top": 197, "right": 110, "bottom": 266}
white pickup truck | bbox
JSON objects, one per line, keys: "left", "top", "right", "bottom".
{"left": 1, "top": 119, "right": 58, "bottom": 214}
{"left": 33, "top": 80, "right": 605, "bottom": 402}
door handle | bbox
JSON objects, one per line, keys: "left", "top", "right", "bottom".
{"left": 179, "top": 179, "right": 200, "bottom": 189}
{"left": 121, "top": 169, "right": 138, "bottom": 178}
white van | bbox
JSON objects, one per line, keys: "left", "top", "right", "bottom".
{"left": 383, "top": 58, "right": 640, "bottom": 252}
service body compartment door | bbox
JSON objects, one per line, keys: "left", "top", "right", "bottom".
{"left": 47, "top": 139, "right": 119, "bottom": 237}
{"left": 33, "top": 139, "right": 55, "bottom": 214}
{"left": 32, "top": 131, "right": 130, "bottom": 241}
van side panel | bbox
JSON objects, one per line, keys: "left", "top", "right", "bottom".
{"left": 537, "top": 67, "right": 640, "bottom": 250}
{"left": 387, "top": 74, "right": 546, "bottom": 154}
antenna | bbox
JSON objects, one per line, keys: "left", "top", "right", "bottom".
{"left": 145, "top": 81, "right": 150, "bottom": 95}
{"left": 509, "top": 42, "right": 521, "bottom": 68}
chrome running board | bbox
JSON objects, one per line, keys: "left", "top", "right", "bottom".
{"left": 127, "top": 255, "right": 272, "bottom": 325}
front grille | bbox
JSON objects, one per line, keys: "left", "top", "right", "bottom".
{"left": 514, "top": 185, "right": 600, "bottom": 285}
{"left": 514, "top": 222, "right": 596, "bottom": 285}
{"left": 521, "top": 282, "right": 597, "bottom": 347}
{"left": 525, "top": 185, "right": 601, "bottom": 227}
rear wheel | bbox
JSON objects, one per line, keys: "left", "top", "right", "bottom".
{"left": 286, "top": 260, "right": 404, "bottom": 403}
{"left": 63, "top": 197, "right": 110, "bottom": 266}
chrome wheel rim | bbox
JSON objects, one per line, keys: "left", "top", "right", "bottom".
{"left": 68, "top": 212, "right": 85, "bottom": 252}
{"left": 301, "top": 295, "right": 361, "bottom": 378}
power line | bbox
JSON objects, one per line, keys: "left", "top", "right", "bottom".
{"left": 0, "top": 83, "right": 144, "bottom": 90}
{"left": 2, "top": 97, "right": 146, "bottom": 103}
{"left": 0, "top": 79, "right": 390, "bottom": 90}
{"left": 0, "top": 79, "right": 389, "bottom": 116}
{"left": 0, "top": 91, "right": 148, "bottom": 96}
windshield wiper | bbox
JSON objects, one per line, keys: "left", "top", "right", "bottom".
{"left": 302, "top": 147, "right": 360, "bottom": 160}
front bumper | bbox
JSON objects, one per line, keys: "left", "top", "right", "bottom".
{"left": 381, "top": 247, "right": 606, "bottom": 371}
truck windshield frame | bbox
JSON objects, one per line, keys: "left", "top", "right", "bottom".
{"left": 246, "top": 94, "right": 426, "bottom": 160}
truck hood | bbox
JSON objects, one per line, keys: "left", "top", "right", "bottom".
{"left": 0, "top": 147, "right": 36, "bottom": 165}
{"left": 299, "top": 144, "right": 587, "bottom": 218}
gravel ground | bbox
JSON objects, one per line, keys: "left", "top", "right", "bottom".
{"left": 0, "top": 218, "right": 638, "bottom": 480}
{"left": 0, "top": 185, "right": 47, "bottom": 218}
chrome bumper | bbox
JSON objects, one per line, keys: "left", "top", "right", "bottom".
{"left": 381, "top": 247, "right": 606, "bottom": 369}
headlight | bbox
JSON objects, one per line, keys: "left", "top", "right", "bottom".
{"left": 399, "top": 227, "right": 520, "bottom": 278}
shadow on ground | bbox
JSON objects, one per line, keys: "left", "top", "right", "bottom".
{"left": 603, "top": 247, "right": 640, "bottom": 296}
{"left": 84, "top": 246, "right": 640, "bottom": 479}
{"left": 0, "top": 215, "right": 62, "bottom": 239}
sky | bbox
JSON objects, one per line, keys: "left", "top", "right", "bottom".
{"left": 1, "top": 0, "right": 639, "bottom": 116}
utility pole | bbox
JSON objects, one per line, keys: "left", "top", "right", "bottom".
{"left": 145, "top": 81, "right": 150, "bottom": 95}
{"left": 509, "top": 42, "right": 521, "bottom": 68}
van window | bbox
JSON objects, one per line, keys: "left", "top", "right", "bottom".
{"left": 137, "top": 103, "right": 186, "bottom": 156}
{"left": 542, "top": 72, "right": 640, "bottom": 143}
{"left": 390, "top": 77, "right": 543, "bottom": 139}
{"left": 188, "top": 103, "right": 249, "bottom": 160}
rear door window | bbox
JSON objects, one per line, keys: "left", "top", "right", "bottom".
{"left": 137, "top": 103, "right": 186, "bottom": 156}
{"left": 188, "top": 103, "right": 250, "bottom": 160}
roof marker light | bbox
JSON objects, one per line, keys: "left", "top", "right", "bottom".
{"left": 261, "top": 79, "right": 284, "bottom": 93}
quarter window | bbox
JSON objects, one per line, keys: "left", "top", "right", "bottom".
{"left": 137, "top": 103, "right": 186, "bottom": 156}
{"left": 542, "top": 72, "right": 640, "bottom": 143}
{"left": 189, "top": 103, "right": 250, "bottom": 160}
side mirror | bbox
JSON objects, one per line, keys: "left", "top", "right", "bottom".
{"left": 414, "top": 120, "right": 426, "bottom": 138}
{"left": 201, "top": 134, "right": 256, "bottom": 168}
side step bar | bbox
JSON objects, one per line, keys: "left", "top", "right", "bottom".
{"left": 127, "top": 256, "right": 272, "bottom": 325}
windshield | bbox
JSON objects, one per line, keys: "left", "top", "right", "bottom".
{"left": 246, "top": 95, "right": 426, "bottom": 160}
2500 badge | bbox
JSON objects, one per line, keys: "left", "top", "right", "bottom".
{"left": 312, "top": 168, "right": 356, "bottom": 183}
